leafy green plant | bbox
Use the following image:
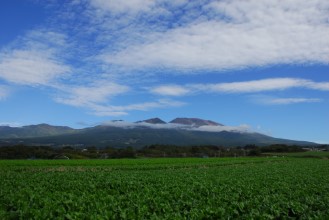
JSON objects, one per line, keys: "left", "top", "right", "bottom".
{"left": 0, "top": 158, "right": 328, "bottom": 219}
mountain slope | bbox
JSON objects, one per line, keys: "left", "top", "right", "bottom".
{"left": 0, "top": 123, "right": 316, "bottom": 148}
{"left": 137, "top": 118, "right": 167, "bottom": 124}
{"left": 170, "top": 118, "right": 223, "bottom": 126}
{"left": 0, "top": 124, "right": 75, "bottom": 138}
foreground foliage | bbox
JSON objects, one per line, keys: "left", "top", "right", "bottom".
{"left": 0, "top": 158, "right": 329, "bottom": 219}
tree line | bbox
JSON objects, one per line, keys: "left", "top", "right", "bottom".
{"left": 0, "top": 144, "right": 321, "bottom": 159}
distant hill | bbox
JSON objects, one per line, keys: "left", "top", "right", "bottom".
{"left": 0, "top": 118, "right": 317, "bottom": 148}
{"left": 0, "top": 124, "right": 75, "bottom": 138}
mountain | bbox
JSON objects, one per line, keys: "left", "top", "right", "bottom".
{"left": 137, "top": 118, "right": 167, "bottom": 124}
{"left": 0, "top": 124, "right": 75, "bottom": 138}
{"left": 0, "top": 118, "right": 317, "bottom": 148}
{"left": 170, "top": 118, "right": 223, "bottom": 127}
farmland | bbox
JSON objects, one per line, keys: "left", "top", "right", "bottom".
{"left": 1, "top": 157, "right": 329, "bottom": 219}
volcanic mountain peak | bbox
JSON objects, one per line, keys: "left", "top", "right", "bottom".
{"left": 138, "top": 118, "right": 167, "bottom": 124}
{"left": 169, "top": 118, "right": 223, "bottom": 127}
{"left": 0, "top": 119, "right": 317, "bottom": 147}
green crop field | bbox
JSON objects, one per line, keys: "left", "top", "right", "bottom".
{"left": 1, "top": 157, "right": 329, "bottom": 219}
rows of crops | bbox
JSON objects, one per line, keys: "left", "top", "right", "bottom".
{"left": 1, "top": 157, "right": 329, "bottom": 219}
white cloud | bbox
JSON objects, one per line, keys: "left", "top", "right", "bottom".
{"left": 203, "top": 78, "right": 309, "bottom": 93}
{"left": 0, "top": 122, "right": 22, "bottom": 127}
{"left": 188, "top": 124, "right": 251, "bottom": 133}
{"left": 101, "top": 120, "right": 138, "bottom": 128}
{"left": 152, "top": 78, "right": 329, "bottom": 96}
{"left": 307, "top": 82, "right": 329, "bottom": 91}
{"left": 1, "top": 0, "right": 327, "bottom": 119}
{"left": 56, "top": 81, "right": 186, "bottom": 116}
{"left": 89, "top": 0, "right": 155, "bottom": 15}
{"left": 100, "top": 120, "right": 251, "bottom": 133}
{"left": 27, "top": 30, "right": 69, "bottom": 48}
{"left": 151, "top": 85, "right": 190, "bottom": 96}
{"left": 263, "top": 98, "right": 322, "bottom": 105}
{"left": 206, "top": 0, "right": 329, "bottom": 24}
{"left": 0, "top": 49, "right": 70, "bottom": 85}
{"left": 150, "top": 77, "right": 328, "bottom": 106}
{"left": 101, "top": 0, "right": 329, "bottom": 71}
{"left": 101, "top": 120, "right": 185, "bottom": 129}
{"left": 55, "top": 81, "right": 130, "bottom": 115}
{"left": 250, "top": 95, "right": 323, "bottom": 105}
{"left": 57, "top": 82, "right": 130, "bottom": 106}
{"left": 0, "top": 31, "right": 71, "bottom": 86}
{"left": 88, "top": 99, "right": 186, "bottom": 116}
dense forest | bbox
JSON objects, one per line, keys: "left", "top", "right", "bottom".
{"left": 1, "top": 144, "right": 327, "bottom": 159}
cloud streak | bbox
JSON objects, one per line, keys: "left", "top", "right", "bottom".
{"left": 56, "top": 82, "right": 130, "bottom": 106}
{"left": 56, "top": 81, "right": 186, "bottom": 117}
{"left": 151, "top": 78, "right": 329, "bottom": 96}
{"left": 88, "top": 99, "right": 186, "bottom": 116}
{"left": 151, "top": 85, "right": 190, "bottom": 96}
{"left": 101, "top": 120, "right": 251, "bottom": 133}
{"left": 258, "top": 97, "right": 322, "bottom": 105}
{"left": 0, "top": 122, "right": 21, "bottom": 127}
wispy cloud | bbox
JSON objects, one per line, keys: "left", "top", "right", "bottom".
{"left": 101, "top": 120, "right": 251, "bottom": 133}
{"left": 201, "top": 78, "right": 308, "bottom": 93}
{"left": 88, "top": 99, "right": 186, "bottom": 116}
{"left": 0, "top": 122, "right": 22, "bottom": 127}
{"left": 307, "top": 82, "right": 329, "bottom": 91}
{"left": 0, "top": 49, "right": 70, "bottom": 85}
{"left": 89, "top": 0, "right": 156, "bottom": 15}
{"left": 101, "top": 121, "right": 185, "bottom": 129}
{"left": 1, "top": 0, "right": 328, "bottom": 118}
{"left": 0, "top": 31, "right": 71, "bottom": 86}
{"left": 56, "top": 82, "right": 130, "bottom": 106}
{"left": 99, "top": 0, "right": 329, "bottom": 71}
{"left": 55, "top": 82, "right": 130, "bottom": 115}
{"left": 151, "top": 85, "right": 191, "bottom": 96}
{"left": 0, "top": 23, "right": 186, "bottom": 116}
{"left": 56, "top": 81, "right": 186, "bottom": 116}
{"left": 188, "top": 124, "right": 251, "bottom": 133}
{"left": 249, "top": 94, "right": 323, "bottom": 105}
{"left": 151, "top": 78, "right": 329, "bottom": 96}
{"left": 259, "top": 97, "right": 322, "bottom": 105}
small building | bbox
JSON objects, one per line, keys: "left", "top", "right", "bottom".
{"left": 54, "top": 155, "right": 70, "bottom": 160}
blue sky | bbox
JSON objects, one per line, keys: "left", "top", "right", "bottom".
{"left": 0, "top": 0, "right": 328, "bottom": 143}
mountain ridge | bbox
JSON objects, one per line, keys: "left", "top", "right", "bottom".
{"left": 0, "top": 123, "right": 75, "bottom": 138}
{"left": 0, "top": 118, "right": 318, "bottom": 148}
{"left": 170, "top": 118, "right": 223, "bottom": 127}
{"left": 136, "top": 118, "right": 167, "bottom": 124}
